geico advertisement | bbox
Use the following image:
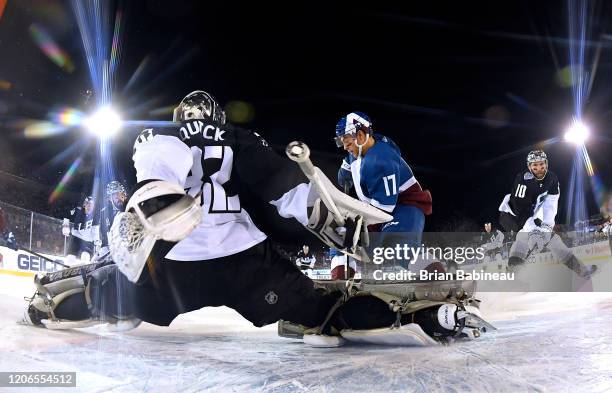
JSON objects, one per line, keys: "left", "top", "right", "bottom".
{"left": 0, "top": 245, "right": 66, "bottom": 274}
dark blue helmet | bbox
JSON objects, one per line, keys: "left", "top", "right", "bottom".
{"left": 334, "top": 111, "right": 372, "bottom": 147}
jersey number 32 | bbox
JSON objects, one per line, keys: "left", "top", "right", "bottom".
{"left": 185, "top": 146, "right": 241, "bottom": 213}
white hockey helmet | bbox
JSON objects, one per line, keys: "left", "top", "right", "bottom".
{"left": 173, "top": 90, "right": 226, "bottom": 124}
{"left": 526, "top": 150, "right": 547, "bottom": 165}
{"left": 526, "top": 150, "right": 548, "bottom": 178}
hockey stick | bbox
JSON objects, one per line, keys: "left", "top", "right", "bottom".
{"left": 344, "top": 182, "right": 351, "bottom": 280}
{"left": 286, "top": 141, "right": 345, "bottom": 226}
{"left": 17, "top": 246, "right": 70, "bottom": 269}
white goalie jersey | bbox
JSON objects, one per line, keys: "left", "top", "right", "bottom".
{"left": 132, "top": 120, "right": 312, "bottom": 261}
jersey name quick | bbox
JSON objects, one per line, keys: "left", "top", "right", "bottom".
{"left": 133, "top": 120, "right": 309, "bottom": 261}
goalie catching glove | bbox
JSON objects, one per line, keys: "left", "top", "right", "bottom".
{"left": 109, "top": 180, "right": 202, "bottom": 283}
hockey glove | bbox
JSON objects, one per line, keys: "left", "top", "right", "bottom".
{"left": 109, "top": 180, "right": 202, "bottom": 283}
{"left": 307, "top": 198, "right": 365, "bottom": 253}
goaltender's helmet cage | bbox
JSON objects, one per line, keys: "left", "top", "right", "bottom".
{"left": 173, "top": 90, "right": 227, "bottom": 125}
{"left": 106, "top": 180, "right": 126, "bottom": 196}
{"left": 334, "top": 111, "right": 373, "bottom": 147}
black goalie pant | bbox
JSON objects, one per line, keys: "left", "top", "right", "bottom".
{"left": 91, "top": 239, "right": 337, "bottom": 328}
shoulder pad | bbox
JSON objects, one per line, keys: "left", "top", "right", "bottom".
{"left": 133, "top": 128, "right": 156, "bottom": 153}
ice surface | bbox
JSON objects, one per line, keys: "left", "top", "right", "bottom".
{"left": 1, "top": 274, "right": 612, "bottom": 392}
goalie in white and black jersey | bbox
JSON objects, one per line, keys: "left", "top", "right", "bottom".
{"left": 23, "top": 90, "right": 493, "bottom": 346}
{"left": 498, "top": 150, "right": 596, "bottom": 277}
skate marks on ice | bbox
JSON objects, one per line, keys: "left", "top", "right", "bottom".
{"left": 1, "top": 276, "right": 612, "bottom": 392}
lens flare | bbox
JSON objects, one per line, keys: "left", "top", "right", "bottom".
{"left": 28, "top": 24, "right": 75, "bottom": 72}
{"left": 83, "top": 106, "right": 122, "bottom": 138}
{"left": 0, "top": 0, "right": 6, "bottom": 20}
{"left": 49, "top": 157, "right": 82, "bottom": 203}
{"left": 564, "top": 119, "right": 590, "bottom": 145}
{"left": 23, "top": 121, "right": 66, "bottom": 138}
{"left": 53, "top": 107, "right": 84, "bottom": 126}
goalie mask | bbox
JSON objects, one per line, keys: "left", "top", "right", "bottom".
{"left": 173, "top": 90, "right": 226, "bottom": 125}
{"left": 106, "top": 180, "right": 127, "bottom": 210}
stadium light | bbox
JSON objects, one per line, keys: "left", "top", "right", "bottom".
{"left": 83, "top": 106, "right": 121, "bottom": 138}
{"left": 564, "top": 120, "right": 589, "bottom": 145}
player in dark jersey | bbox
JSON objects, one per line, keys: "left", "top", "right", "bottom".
{"left": 96, "top": 180, "right": 129, "bottom": 261}
{"left": 24, "top": 91, "right": 492, "bottom": 347}
{"left": 295, "top": 245, "right": 316, "bottom": 272}
{"left": 65, "top": 195, "right": 101, "bottom": 263}
{"left": 498, "top": 150, "right": 596, "bottom": 277}
{"left": 498, "top": 150, "right": 560, "bottom": 233}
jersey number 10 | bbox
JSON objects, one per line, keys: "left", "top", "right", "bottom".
{"left": 515, "top": 184, "right": 527, "bottom": 198}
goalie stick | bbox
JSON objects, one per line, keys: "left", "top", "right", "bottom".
{"left": 285, "top": 141, "right": 392, "bottom": 262}
{"left": 343, "top": 181, "right": 351, "bottom": 280}
{"left": 286, "top": 141, "right": 345, "bottom": 226}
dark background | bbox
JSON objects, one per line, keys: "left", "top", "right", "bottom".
{"left": 0, "top": 0, "right": 611, "bottom": 234}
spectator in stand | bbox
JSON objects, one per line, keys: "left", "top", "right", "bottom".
{"left": 0, "top": 206, "right": 18, "bottom": 251}
{"left": 603, "top": 219, "right": 612, "bottom": 253}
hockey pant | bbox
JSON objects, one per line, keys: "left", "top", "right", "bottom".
{"left": 53, "top": 239, "right": 338, "bottom": 328}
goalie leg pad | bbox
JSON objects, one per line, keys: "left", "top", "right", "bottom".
{"left": 25, "top": 270, "right": 93, "bottom": 328}
{"left": 322, "top": 290, "right": 495, "bottom": 346}
{"left": 341, "top": 324, "right": 439, "bottom": 346}
{"left": 24, "top": 263, "right": 139, "bottom": 329}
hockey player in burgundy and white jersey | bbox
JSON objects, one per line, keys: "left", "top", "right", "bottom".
{"left": 24, "top": 91, "right": 492, "bottom": 347}
{"left": 335, "top": 112, "right": 432, "bottom": 270}
{"left": 498, "top": 150, "right": 596, "bottom": 277}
